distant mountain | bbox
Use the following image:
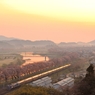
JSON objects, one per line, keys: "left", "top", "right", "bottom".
{"left": 0, "top": 35, "right": 56, "bottom": 49}
{"left": 89, "top": 40, "right": 95, "bottom": 44}
{"left": 1, "top": 35, "right": 95, "bottom": 50}
{"left": 6, "top": 40, "right": 56, "bottom": 46}
{"left": 58, "top": 42, "right": 67, "bottom": 45}
{"left": 58, "top": 42, "right": 89, "bottom": 47}
{"left": 32, "top": 40, "right": 56, "bottom": 46}
{"left": 0, "top": 41, "right": 14, "bottom": 49}
{"left": 0, "top": 39, "right": 56, "bottom": 50}
{"left": 0, "top": 35, "right": 18, "bottom": 41}
{"left": 58, "top": 42, "right": 77, "bottom": 46}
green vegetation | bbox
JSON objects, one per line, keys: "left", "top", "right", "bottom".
{"left": 0, "top": 54, "right": 24, "bottom": 67}
{"left": 6, "top": 85, "right": 63, "bottom": 95}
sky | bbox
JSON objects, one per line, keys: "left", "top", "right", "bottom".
{"left": 0, "top": 0, "right": 95, "bottom": 43}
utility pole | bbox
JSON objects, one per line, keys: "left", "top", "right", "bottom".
{"left": 45, "top": 56, "right": 46, "bottom": 61}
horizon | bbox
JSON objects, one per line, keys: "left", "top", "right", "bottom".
{"left": 0, "top": 35, "right": 94, "bottom": 43}
{"left": 0, "top": 0, "right": 95, "bottom": 43}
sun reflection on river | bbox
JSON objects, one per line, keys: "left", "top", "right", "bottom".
{"left": 20, "top": 52, "right": 49, "bottom": 65}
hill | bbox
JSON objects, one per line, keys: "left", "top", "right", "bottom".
{"left": 0, "top": 35, "right": 17, "bottom": 41}
{"left": 0, "top": 41, "right": 14, "bottom": 49}
{"left": 89, "top": 40, "right": 95, "bottom": 44}
{"left": 6, "top": 40, "right": 56, "bottom": 47}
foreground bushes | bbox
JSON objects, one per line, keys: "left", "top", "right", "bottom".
{"left": 6, "top": 85, "right": 63, "bottom": 95}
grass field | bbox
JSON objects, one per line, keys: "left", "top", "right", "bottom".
{"left": 0, "top": 54, "right": 24, "bottom": 67}
{"left": 0, "top": 59, "right": 16, "bottom": 66}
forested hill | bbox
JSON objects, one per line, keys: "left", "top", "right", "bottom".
{"left": 0, "top": 35, "right": 95, "bottom": 51}
{"left": 0, "top": 36, "right": 56, "bottom": 50}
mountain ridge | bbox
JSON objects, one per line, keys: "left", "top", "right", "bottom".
{"left": 0, "top": 35, "right": 95, "bottom": 49}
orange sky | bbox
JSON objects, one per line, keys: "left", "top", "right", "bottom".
{"left": 0, "top": 0, "right": 95, "bottom": 43}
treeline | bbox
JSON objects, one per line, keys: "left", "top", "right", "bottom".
{"left": 0, "top": 52, "right": 80, "bottom": 83}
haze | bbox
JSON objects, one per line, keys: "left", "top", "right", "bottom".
{"left": 0, "top": 0, "right": 95, "bottom": 43}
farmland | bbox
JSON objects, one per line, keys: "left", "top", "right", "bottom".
{"left": 0, "top": 54, "right": 24, "bottom": 67}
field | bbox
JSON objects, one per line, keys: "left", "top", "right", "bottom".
{"left": 0, "top": 54, "right": 24, "bottom": 67}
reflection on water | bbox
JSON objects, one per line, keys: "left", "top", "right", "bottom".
{"left": 20, "top": 52, "right": 49, "bottom": 65}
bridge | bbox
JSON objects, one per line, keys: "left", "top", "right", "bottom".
{"left": 23, "top": 55, "right": 42, "bottom": 57}
{"left": 0, "top": 52, "right": 54, "bottom": 61}
{"left": 23, "top": 55, "right": 47, "bottom": 61}
{"left": 22, "top": 52, "right": 55, "bottom": 61}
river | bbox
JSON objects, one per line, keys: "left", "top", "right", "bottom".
{"left": 20, "top": 52, "right": 49, "bottom": 65}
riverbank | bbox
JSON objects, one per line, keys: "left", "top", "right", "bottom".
{"left": 20, "top": 52, "right": 49, "bottom": 66}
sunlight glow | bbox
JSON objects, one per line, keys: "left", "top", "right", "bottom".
{"left": 1, "top": 0, "right": 95, "bottom": 22}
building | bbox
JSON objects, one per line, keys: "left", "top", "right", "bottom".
{"left": 53, "top": 77, "right": 74, "bottom": 91}
{"left": 29, "top": 76, "right": 52, "bottom": 87}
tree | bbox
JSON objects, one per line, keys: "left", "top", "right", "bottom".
{"left": 86, "top": 64, "right": 94, "bottom": 76}
{"left": 6, "top": 85, "right": 63, "bottom": 95}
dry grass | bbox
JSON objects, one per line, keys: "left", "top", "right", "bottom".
{"left": 0, "top": 58, "right": 16, "bottom": 66}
